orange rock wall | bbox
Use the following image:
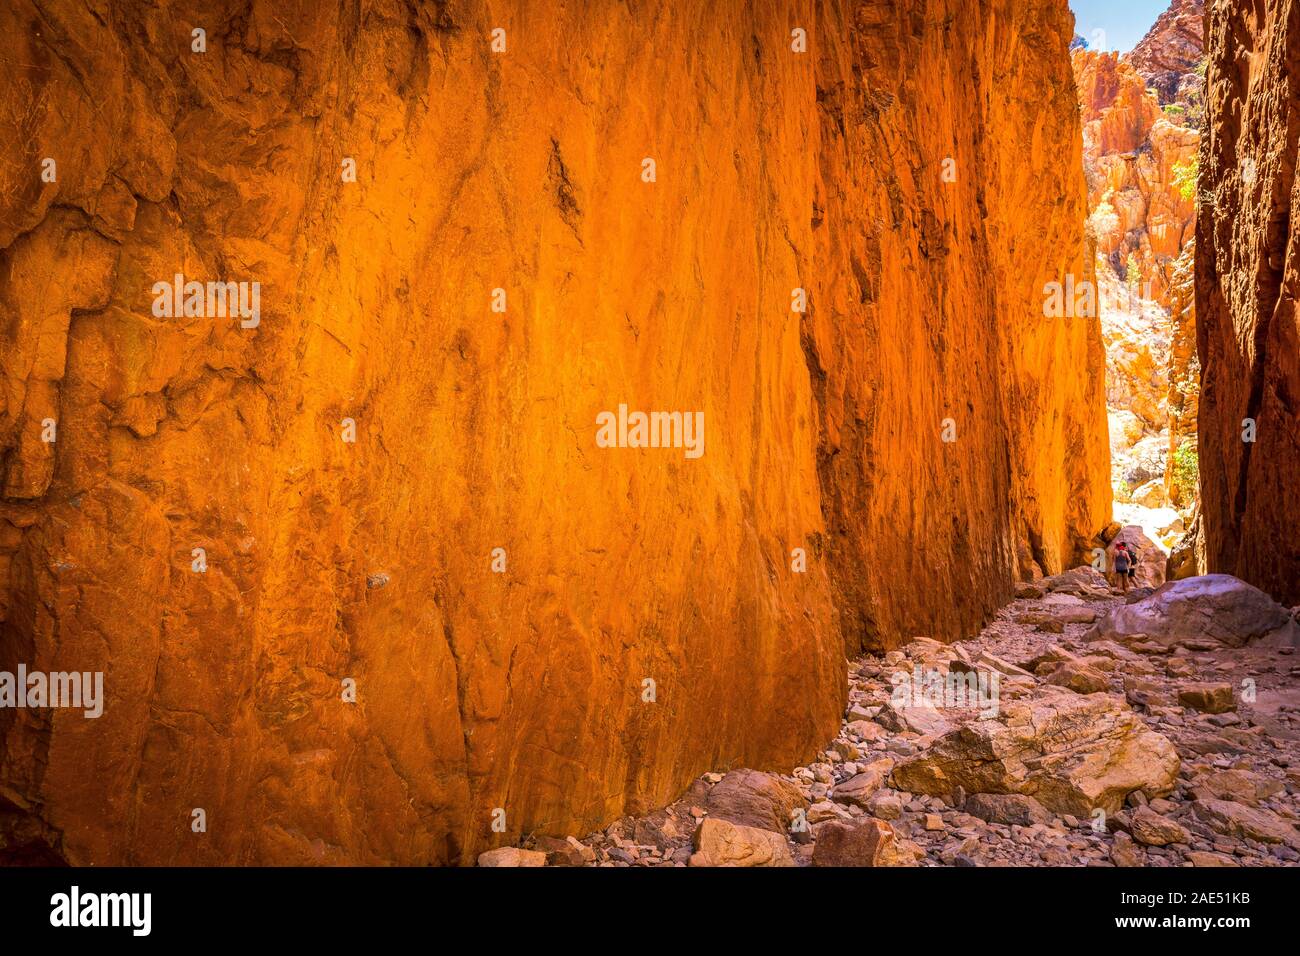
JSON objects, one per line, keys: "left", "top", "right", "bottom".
{"left": 813, "top": 0, "right": 1110, "bottom": 652}
{"left": 0, "top": 0, "right": 1108, "bottom": 865}
{"left": 1197, "top": 0, "right": 1300, "bottom": 605}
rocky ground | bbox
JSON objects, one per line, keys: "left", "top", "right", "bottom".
{"left": 480, "top": 569, "right": 1300, "bottom": 867}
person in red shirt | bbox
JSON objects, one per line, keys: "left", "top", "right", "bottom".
{"left": 1112, "top": 541, "right": 1135, "bottom": 593}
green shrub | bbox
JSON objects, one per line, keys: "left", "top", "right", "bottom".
{"left": 1170, "top": 440, "right": 1199, "bottom": 503}
{"left": 1172, "top": 157, "right": 1199, "bottom": 202}
{"left": 1125, "top": 253, "right": 1142, "bottom": 289}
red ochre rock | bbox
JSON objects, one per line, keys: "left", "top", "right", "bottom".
{"left": 0, "top": 0, "right": 1109, "bottom": 865}
{"left": 1197, "top": 0, "right": 1300, "bottom": 606}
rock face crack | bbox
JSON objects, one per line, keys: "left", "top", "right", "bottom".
{"left": 545, "top": 138, "right": 582, "bottom": 240}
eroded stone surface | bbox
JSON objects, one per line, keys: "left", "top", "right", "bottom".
{"left": 1087, "top": 575, "right": 1298, "bottom": 650}
{"left": 890, "top": 691, "right": 1180, "bottom": 817}
{"left": 0, "top": 0, "right": 1109, "bottom": 866}
{"left": 1197, "top": 0, "right": 1300, "bottom": 605}
{"left": 690, "top": 818, "right": 795, "bottom": 868}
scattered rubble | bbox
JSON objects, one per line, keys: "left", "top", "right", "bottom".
{"left": 481, "top": 572, "right": 1300, "bottom": 867}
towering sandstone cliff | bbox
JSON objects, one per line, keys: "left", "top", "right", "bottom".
{"left": 0, "top": 0, "right": 1107, "bottom": 865}
{"left": 1197, "top": 0, "right": 1300, "bottom": 605}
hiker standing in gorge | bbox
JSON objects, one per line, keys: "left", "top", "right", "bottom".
{"left": 1112, "top": 541, "right": 1135, "bottom": 593}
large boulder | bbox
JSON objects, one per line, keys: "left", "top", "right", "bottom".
{"left": 1086, "top": 574, "right": 1298, "bottom": 649}
{"left": 1014, "top": 607, "right": 1099, "bottom": 632}
{"left": 1111, "top": 526, "right": 1166, "bottom": 589}
{"left": 874, "top": 699, "right": 955, "bottom": 737}
{"left": 1190, "top": 770, "right": 1285, "bottom": 807}
{"left": 1110, "top": 830, "right": 1147, "bottom": 868}
{"left": 964, "top": 793, "right": 1053, "bottom": 826}
{"left": 1040, "top": 566, "right": 1112, "bottom": 599}
{"left": 889, "top": 690, "right": 1179, "bottom": 816}
{"left": 1128, "top": 806, "right": 1189, "bottom": 847}
{"left": 1043, "top": 660, "right": 1111, "bottom": 694}
{"left": 477, "top": 847, "right": 547, "bottom": 867}
{"left": 705, "top": 769, "right": 807, "bottom": 834}
{"left": 1191, "top": 800, "right": 1300, "bottom": 849}
{"left": 530, "top": 835, "right": 592, "bottom": 866}
{"left": 811, "top": 819, "right": 913, "bottom": 867}
{"left": 1178, "top": 683, "right": 1235, "bottom": 713}
{"left": 689, "top": 818, "right": 795, "bottom": 867}
{"left": 830, "top": 758, "right": 895, "bottom": 809}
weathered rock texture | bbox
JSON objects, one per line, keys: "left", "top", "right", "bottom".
{"left": 1128, "top": 0, "right": 1207, "bottom": 107}
{"left": 0, "top": 0, "right": 1108, "bottom": 865}
{"left": 1197, "top": 0, "right": 1300, "bottom": 605}
{"left": 890, "top": 689, "right": 1181, "bottom": 816}
{"left": 813, "top": 0, "right": 1109, "bottom": 633}
{"left": 1087, "top": 573, "right": 1299, "bottom": 649}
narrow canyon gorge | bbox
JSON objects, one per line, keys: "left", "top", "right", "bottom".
{"left": 0, "top": 0, "right": 1295, "bottom": 870}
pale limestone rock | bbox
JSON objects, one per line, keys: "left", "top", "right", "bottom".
{"left": 690, "top": 818, "right": 795, "bottom": 868}
{"left": 891, "top": 690, "right": 1179, "bottom": 816}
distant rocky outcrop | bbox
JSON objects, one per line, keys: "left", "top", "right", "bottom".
{"left": 1073, "top": 49, "right": 1198, "bottom": 306}
{"left": 1071, "top": 0, "right": 1203, "bottom": 518}
{"left": 1128, "top": 0, "right": 1206, "bottom": 107}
